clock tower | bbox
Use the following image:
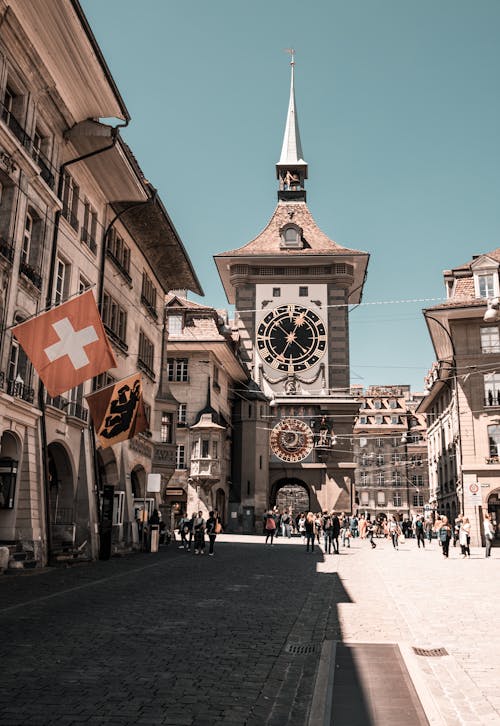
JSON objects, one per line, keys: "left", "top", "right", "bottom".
{"left": 215, "top": 55, "right": 370, "bottom": 522}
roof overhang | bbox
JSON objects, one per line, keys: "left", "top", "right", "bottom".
{"left": 8, "top": 0, "right": 129, "bottom": 123}
{"left": 112, "top": 199, "right": 203, "bottom": 296}
{"left": 423, "top": 302, "right": 487, "bottom": 361}
{"left": 214, "top": 251, "right": 370, "bottom": 305}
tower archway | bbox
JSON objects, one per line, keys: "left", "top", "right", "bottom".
{"left": 270, "top": 478, "right": 310, "bottom": 516}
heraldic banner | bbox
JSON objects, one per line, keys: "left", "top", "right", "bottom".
{"left": 12, "top": 290, "right": 116, "bottom": 398}
{"left": 85, "top": 373, "right": 149, "bottom": 449}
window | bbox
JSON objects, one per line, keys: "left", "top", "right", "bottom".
{"left": 280, "top": 224, "right": 302, "bottom": 248}
{"left": 481, "top": 327, "right": 500, "bottom": 354}
{"left": 1, "top": 86, "right": 14, "bottom": 124}
{"left": 168, "top": 358, "right": 188, "bottom": 382}
{"left": 393, "top": 493, "right": 402, "bottom": 507}
{"left": 176, "top": 445, "right": 186, "bottom": 469}
{"left": 95, "top": 372, "right": 116, "bottom": 390}
{"left": 299, "top": 286, "right": 308, "bottom": 297}
{"left": 160, "top": 413, "right": 172, "bottom": 443}
{"left": 201, "top": 439, "right": 209, "bottom": 458}
{"left": 411, "top": 475, "right": 424, "bottom": 488}
{"left": 376, "top": 454, "right": 384, "bottom": 466}
{"left": 79, "top": 276, "right": 91, "bottom": 294}
{"left": 476, "top": 273, "right": 496, "bottom": 299}
{"left": 141, "top": 272, "right": 157, "bottom": 318}
{"left": 413, "top": 493, "right": 424, "bottom": 507}
{"left": 376, "top": 437, "right": 384, "bottom": 448}
{"left": 54, "top": 259, "right": 69, "bottom": 305}
{"left": 484, "top": 373, "right": 500, "bottom": 406}
{"left": 61, "top": 171, "right": 80, "bottom": 231}
{"left": 178, "top": 403, "right": 187, "bottom": 426}
{"left": 361, "top": 453, "right": 371, "bottom": 467}
{"left": 8, "top": 329, "right": 31, "bottom": 387}
{"left": 375, "top": 415, "right": 383, "bottom": 425}
{"left": 272, "top": 287, "right": 281, "bottom": 297}
{"left": 359, "top": 416, "right": 368, "bottom": 425}
{"left": 21, "top": 212, "right": 33, "bottom": 266}
{"left": 389, "top": 399, "right": 398, "bottom": 409}
{"left": 81, "top": 201, "right": 98, "bottom": 253}
{"left": 360, "top": 472, "right": 369, "bottom": 485}
{"left": 168, "top": 315, "right": 183, "bottom": 335}
{"left": 107, "top": 228, "right": 130, "bottom": 278}
{"left": 361, "top": 491, "right": 369, "bottom": 505}
{"left": 391, "top": 416, "right": 400, "bottom": 425}
{"left": 376, "top": 472, "right": 384, "bottom": 486}
{"left": 102, "top": 292, "right": 127, "bottom": 346}
{"left": 212, "top": 441, "right": 218, "bottom": 459}
{"left": 488, "top": 425, "right": 500, "bottom": 458}
{"left": 138, "top": 331, "right": 155, "bottom": 377}
{"left": 391, "top": 452, "right": 400, "bottom": 465}
{"left": 377, "top": 491, "right": 385, "bottom": 505}
{"left": 394, "top": 472, "right": 402, "bottom": 487}
{"left": 113, "top": 491, "right": 125, "bottom": 526}
{"left": 213, "top": 365, "right": 220, "bottom": 390}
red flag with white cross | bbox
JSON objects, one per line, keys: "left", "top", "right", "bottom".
{"left": 12, "top": 290, "right": 116, "bottom": 397}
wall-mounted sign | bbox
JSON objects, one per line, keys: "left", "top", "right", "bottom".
{"left": 469, "top": 483, "right": 479, "bottom": 494}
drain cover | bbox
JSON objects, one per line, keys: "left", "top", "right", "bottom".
{"left": 413, "top": 647, "right": 448, "bottom": 657}
{"left": 285, "top": 642, "right": 319, "bottom": 655}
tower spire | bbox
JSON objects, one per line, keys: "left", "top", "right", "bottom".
{"left": 276, "top": 49, "right": 308, "bottom": 201}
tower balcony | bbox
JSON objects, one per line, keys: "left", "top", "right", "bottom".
{"left": 189, "top": 458, "right": 221, "bottom": 482}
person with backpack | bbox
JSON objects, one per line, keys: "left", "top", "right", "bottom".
{"left": 193, "top": 511, "right": 206, "bottom": 555}
{"left": 177, "top": 511, "right": 190, "bottom": 550}
{"left": 415, "top": 516, "right": 425, "bottom": 548}
{"left": 322, "top": 511, "right": 333, "bottom": 553}
{"left": 438, "top": 516, "right": 452, "bottom": 558}
{"left": 264, "top": 510, "right": 277, "bottom": 545}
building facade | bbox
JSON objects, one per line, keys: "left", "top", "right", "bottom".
{"left": 214, "top": 57, "right": 370, "bottom": 525}
{"left": 162, "top": 294, "right": 248, "bottom": 529}
{"left": 352, "top": 385, "right": 429, "bottom": 522}
{"left": 0, "top": 0, "right": 201, "bottom": 568}
{"left": 418, "top": 248, "right": 500, "bottom": 546}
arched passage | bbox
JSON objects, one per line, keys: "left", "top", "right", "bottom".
{"left": 487, "top": 488, "right": 500, "bottom": 539}
{"left": 0, "top": 430, "right": 21, "bottom": 511}
{"left": 215, "top": 488, "right": 226, "bottom": 522}
{"left": 270, "top": 478, "right": 310, "bottom": 516}
{"left": 48, "top": 442, "right": 75, "bottom": 548}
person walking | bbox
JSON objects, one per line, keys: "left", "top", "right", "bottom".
{"left": 341, "top": 518, "right": 351, "bottom": 548}
{"left": 331, "top": 511, "right": 341, "bottom": 554}
{"left": 484, "top": 513, "right": 495, "bottom": 557}
{"left": 264, "top": 510, "right": 277, "bottom": 545}
{"left": 358, "top": 515, "right": 367, "bottom": 540}
{"left": 415, "top": 516, "right": 425, "bottom": 548}
{"left": 193, "top": 511, "right": 206, "bottom": 555}
{"left": 389, "top": 516, "right": 401, "bottom": 550}
{"left": 322, "top": 511, "right": 333, "bottom": 554}
{"left": 366, "top": 519, "right": 376, "bottom": 548}
{"left": 424, "top": 518, "right": 433, "bottom": 544}
{"left": 298, "top": 513, "right": 306, "bottom": 542}
{"left": 281, "top": 509, "right": 292, "bottom": 538}
{"left": 304, "top": 512, "right": 315, "bottom": 552}
{"left": 459, "top": 516, "right": 471, "bottom": 558}
{"left": 438, "top": 516, "right": 452, "bottom": 558}
{"left": 206, "top": 510, "right": 219, "bottom": 556}
{"left": 177, "top": 511, "right": 189, "bottom": 549}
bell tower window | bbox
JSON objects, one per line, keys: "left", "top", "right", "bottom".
{"left": 279, "top": 223, "right": 303, "bottom": 249}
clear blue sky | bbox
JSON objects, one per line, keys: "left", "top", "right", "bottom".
{"left": 82, "top": 0, "right": 500, "bottom": 392}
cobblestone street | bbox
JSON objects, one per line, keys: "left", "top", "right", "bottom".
{"left": 0, "top": 535, "right": 499, "bottom": 726}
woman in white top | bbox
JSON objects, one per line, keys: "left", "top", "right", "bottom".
{"left": 459, "top": 516, "right": 471, "bottom": 558}
{"left": 484, "top": 514, "right": 495, "bottom": 558}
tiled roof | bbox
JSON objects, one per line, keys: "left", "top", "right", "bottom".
{"left": 218, "top": 202, "right": 367, "bottom": 257}
{"left": 452, "top": 248, "right": 500, "bottom": 271}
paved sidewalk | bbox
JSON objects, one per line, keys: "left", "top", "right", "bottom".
{"left": 0, "top": 534, "right": 498, "bottom": 725}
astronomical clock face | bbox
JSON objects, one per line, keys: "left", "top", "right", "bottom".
{"left": 257, "top": 304, "right": 326, "bottom": 372}
{"left": 270, "top": 418, "right": 314, "bottom": 463}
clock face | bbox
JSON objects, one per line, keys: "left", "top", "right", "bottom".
{"left": 257, "top": 304, "right": 326, "bottom": 372}
{"left": 270, "top": 418, "right": 314, "bottom": 462}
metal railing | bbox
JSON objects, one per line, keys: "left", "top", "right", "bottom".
{"left": 0, "top": 236, "right": 14, "bottom": 263}
{"left": 81, "top": 227, "right": 97, "bottom": 254}
{"left": 0, "top": 371, "right": 35, "bottom": 403}
{"left": 62, "top": 205, "right": 79, "bottom": 232}
{"left": 19, "top": 260, "right": 43, "bottom": 289}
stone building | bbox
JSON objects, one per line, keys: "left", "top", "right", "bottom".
{"left": 162, "top": 294, "right": 248, "bottom": 528}
{"left": 351, "top": 385, "right": 429, "bottom": 522}
{"left": 418, "top": 247, "right": 500, "bottom": 546}
{"left": 214, "top": 56, "right": 369, "bottom": 525}
{"left": 0, "top": 0, "right": 201, "bottom": 568}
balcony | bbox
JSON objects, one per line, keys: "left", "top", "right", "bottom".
{"left": 486, "top": 456, "right": 500, "bottom": 465}
{"left": 0, "top": 236, "right": 14, "bottom": 263}
{"left": 106, "top": 247, "right": 132, "bottom": 284}
{"left": 62, "top": 205, "right": 79, "bottom": 232}
{"left": 190, "top": 458, "right": 221, "bottom": 482}
{"left": 140, "top": 294, "right": 158, "bottom": 321}
{"left": 19, "top": 260, "right": 43, "bottom": 289}
{"left": 46, "top": 394, "right": 88, "bottom": 422}
{"left": 1, "top": 102, "right": 56, "bottom": 190}
{"left": 0, "top": 371, "right": 35, "bottom": 403}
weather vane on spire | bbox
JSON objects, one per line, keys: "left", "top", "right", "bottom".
{"left": 285, "top": 48, "right": 295, "bottom": 66}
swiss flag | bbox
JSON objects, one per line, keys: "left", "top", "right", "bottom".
{"left": 12, "top": 290, "right": 117, "bottom": 397}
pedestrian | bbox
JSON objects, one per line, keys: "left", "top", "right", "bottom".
{"left": 424, "top": 518, "right": 433, "bottom": 544}
{"left": 366, "top": 519, "right": 376, "bottom": 548}
{"left": 350, "top": 514, "right": 359, "bottom": 538}
{"left": 298, "top": 513, "right": 306, "bottom": 542}
{"left": 459, "top": 516, "right": 471, "bottom": 558}
{"left": 415, "top": 516, "right": 425, "bottom": 548}
{"left": 331, "top": 511, "right": 340, "bottom": 554}
{"left": 304, "top": 511, "right": 315, "bottom": 552}
{"left": 438, "top": 516, "right": 452, "bottom": 558}
{"left": 389, "top": 516, "right": 401, "bottom": 550}
{"left": 314, "top": 512, "right": 322, "bottom": 545}
{"left": 342, "top": 519, "right": 351, "bottom": 548}
{"left": 322, "top": 511, "right": 333, "bottom": 553}
{"left": 359, "top": 514, "right": 367, "bottom": 539}
{"left": 281, "top": 509, "right": 292, "bottom": 538}
{"left": 484, "top": 513, "right": 495, "bottom": 558}
{"left": 187, "top": 511, "right": 196, "bottom": 551}
{"left": 193, "top": 510, "right": 206, "bottom": 555}
{"left": 453, "top": 514, "right": 463, "bottom": 548}
{"left": 206, "top": 510, "right": 218, "bottom": 556}
{"left": 264, "top": 510, "right": 277, "bottom": 545}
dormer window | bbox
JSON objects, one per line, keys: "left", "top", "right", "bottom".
{"left": 476, "top": 273, "right": 496, "bottom": 298}
{"left": 279, "top": 223, "right": 302, "bottom": 249}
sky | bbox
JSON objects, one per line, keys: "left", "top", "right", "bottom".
{"left": 82, "top": 0, "right": 500, "bottom": 392}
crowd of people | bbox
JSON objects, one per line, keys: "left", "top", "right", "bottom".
{"left": 175, "top": 510, "right": 223, "bottom": 556}
{"left": 261, "top": 507, "right": 496, "bottom": 558}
